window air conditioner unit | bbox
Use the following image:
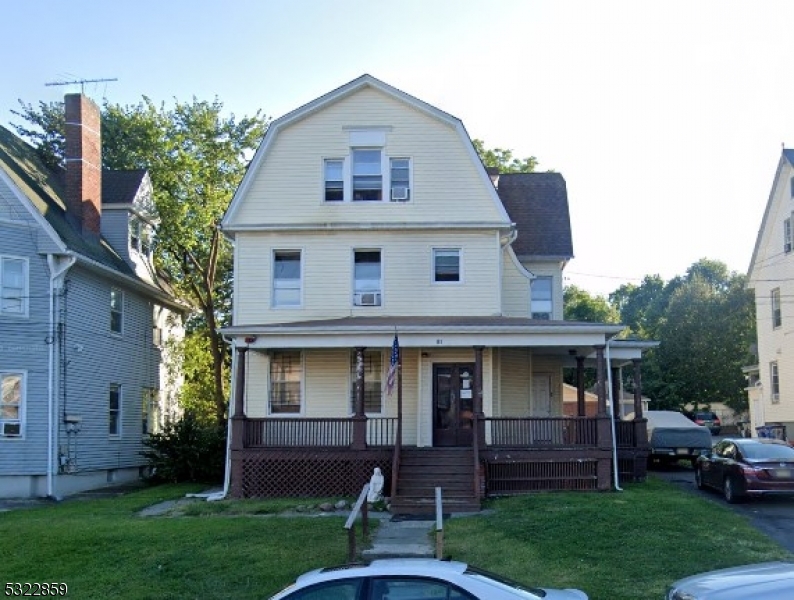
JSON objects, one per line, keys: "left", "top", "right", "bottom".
{"left": 2, "top": 422, "right": 20, "bottom": 436}
{"left": 391, "top": 186, "right": 409, "bottom": 201}
{"left": 355, "top": 292, "right": 381, "bottom": 306}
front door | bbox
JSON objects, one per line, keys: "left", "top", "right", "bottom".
{"left": 433, "top": 363, "right": 475, "bottom": 446}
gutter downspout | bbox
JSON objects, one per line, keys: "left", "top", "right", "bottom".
{"left": 203, "top": 335, "right": 235, "bottom": 502}
{"left": 605, "top": 339, "right": 623, "bottom": 492}
{"left": 46, "top": 255, "right": 75, "bottom": 499}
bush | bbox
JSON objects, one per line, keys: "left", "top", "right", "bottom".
{"left": 141, "top": 412, "right": 226, "bottom": 483}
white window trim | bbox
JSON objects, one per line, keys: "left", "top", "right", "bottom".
{"left": 1, "top": 255, "right": 29, "bottom": 319}
{"left": 322, "top": 150, "right": 413, "bottom": 204}
{"left": 351, "top": 147, "right": 386, "bottom": 202}
{"left": 772, "top": 288, "right": 782, "bottom": 329}
{"left": 0, "top": 370, "right": 26, "bottom": 440}
{"left": 531, "top": 276, "right": 554, "bottom": 320}
{"left": 349, "top": 350, "right": 384, "bottom": 416}
{"left": 109, "top": 383, "right": 122, "bottom": 438}
{"left": 323, "top": 158, "right": 345, "bottom": 202}
{"left": 142, "top": 388, "right": 160, "bottom": 436}
{"left": 268, "top": 351, "right": 305, "bottom": 416}
{"left": 110, "top": 287, "right": 124, "bottom": 336}
{"left": 272, "top": 249, "right": 303, "bottom": 309}
{"left": 352, "top": 248, "right": 383, "bottom": 307}
{"left": 432, "top": 248, "right": 463, "bottom": 285}
{"left": 771, "top": 362, "right": 780, "bottom": 402}
{"left": 785, "top": 218, "right": 792, "bottom": 254}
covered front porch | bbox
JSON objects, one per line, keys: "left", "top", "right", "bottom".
{"left": 224, "top": 317, "right": 652, "bottom": 506}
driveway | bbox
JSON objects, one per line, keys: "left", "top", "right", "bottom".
{"left": 651, "top": 462, "right": 794, "bottom": 554}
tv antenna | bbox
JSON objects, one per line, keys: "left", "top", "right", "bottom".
{"left": 45, "top": 77, "right": 118, "bottom": 93}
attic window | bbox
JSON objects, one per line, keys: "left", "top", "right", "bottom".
{"left": 352, "top": 149, "right": 382, "bottom": 201}
{"left": 130, "top": 217, "right": 153, "bottom": 256}
{"left": 531, "top": 277, "right": 553, "bottom": 320}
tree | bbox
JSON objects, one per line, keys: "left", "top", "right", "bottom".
{"left": 12, "top": 97, "right": 269, "bottom": 424}
{"left": 472, "top": 139, "right": 538, "bottom": 173}
{"left": 636, "top": 260, "right": 755, "bottom": 414}
{"left": 609, "top": 275, "right": 674, "bottom": 339}
{"left": 563, "top": 285, "right": 621, "bottom": 324}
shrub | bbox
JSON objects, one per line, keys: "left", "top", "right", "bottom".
{"left": 141, "top": 412, "right": 226, "bottom": 483}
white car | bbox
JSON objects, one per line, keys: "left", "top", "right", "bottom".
{"left": 667, "top": 562, "right": 794, "bottom": 599}
{"left": 269, "top": 558, "right": 588, "bottom": 600}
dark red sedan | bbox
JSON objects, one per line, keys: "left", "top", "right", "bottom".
{"left": 695, "top": 438, "right": 794, "bottom": 503}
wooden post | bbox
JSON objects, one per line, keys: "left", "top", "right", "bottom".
{"left": 473, "top": 346, "right": 484, "bottom": 498}
{"left": 632, "top": 359, "right": 644, "bottom": 419}
{"left": 595, "top": 345, "right": 607, "bottom": 416}
{"left": 576, "top": 355, "right": 586, "bottom": 417}
{"left": 352, "top": 346, "right": 367, "bottom": 450}
{"left": 611, "top": 367, "right": 621, "bottom": 420}
{"left": 230, "top": 346, "right": 248, "bottom": 498}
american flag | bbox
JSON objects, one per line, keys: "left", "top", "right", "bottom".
{"left": 386, "top": 333, "right": 399, "bottom": 396}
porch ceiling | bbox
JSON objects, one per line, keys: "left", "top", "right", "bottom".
{"left": 222, "top": 315, "right": 626, "bottom": 355}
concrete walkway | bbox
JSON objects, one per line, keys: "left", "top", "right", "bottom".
{"left": 363, "top": 514, "right": 437, "bottom": 560}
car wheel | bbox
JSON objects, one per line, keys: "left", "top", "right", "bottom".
{"left": 695, "top": 466, "right": 706, "bottom": 490}
{"left": 723, "top": 476, "right": 743, "bottom": 504}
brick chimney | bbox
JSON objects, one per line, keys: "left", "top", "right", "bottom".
{"left": 64, "top": 94, "right": 102, "bottom": 239}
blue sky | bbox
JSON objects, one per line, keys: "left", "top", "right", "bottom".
{"left": 5, "top": 0, "right": 794, "bottom": 296}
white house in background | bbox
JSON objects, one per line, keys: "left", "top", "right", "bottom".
{"left": 219, "top": 75, "right": 652, "bottom": 508}
{"left": 0, "top": 94, "right": 185, "bottom": 498}
{"left": 747, "top": 148, "right": 794, "bottom": 440}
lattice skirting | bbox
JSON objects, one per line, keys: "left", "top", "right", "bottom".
{"left": 235, "top": 449, "right": 392, "bottom": 498}
{"left": 485, "top": 459, "right": 599, "bottom": 494}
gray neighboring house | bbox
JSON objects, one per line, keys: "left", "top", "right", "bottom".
{"left": 0, "top": 93, "right": 185, "bottom": 499}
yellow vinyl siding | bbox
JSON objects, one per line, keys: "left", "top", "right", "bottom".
{"left": 523, "top": 260, "right": 565, "bottom": 320}
{"left": 532, "top": 355, "right": 564, "bottom": 413}
{"left": 234, "top": 230, "right": 501, "bottom": 325}
{"left": 502, "top": 250, "right": 530, "bottom": 317}
{"left": 244, "top": 351, "right": 270, "bottom": 418}
{"left": 232, "top": 87, "right": 506, "bottom": 226}
{"left": 499, "top": 348, "right": 531, "bottom": 416}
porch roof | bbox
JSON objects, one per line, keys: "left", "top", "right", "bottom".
{"left": 222, "top": 315, "right": 626, "bottom": 356}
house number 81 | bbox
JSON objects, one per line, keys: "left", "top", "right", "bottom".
{"left": 436, "top": 339, "right": 443, "bottom": 345}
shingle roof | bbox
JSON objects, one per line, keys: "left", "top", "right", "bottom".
{"left": 102, "top": 169, "right": 147, "bottom": 204}
{"left": 0, "top": 123, "right": 135, "bottom": 276}
{"left": 496, "top": 172, "right": 574, "bottom": 259}
{"left": 784, "top": 149, "right": 794, "bottom": 165}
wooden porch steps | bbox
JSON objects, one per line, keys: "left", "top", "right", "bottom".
{"left": 390, "top": 447, "right": 480, "bottom": 515}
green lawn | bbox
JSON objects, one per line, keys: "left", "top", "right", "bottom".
{"left": 1, "top": 478, "right": 791, "bottom": 600}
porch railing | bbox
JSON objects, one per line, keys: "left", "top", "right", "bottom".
{"left": 243, "top": 417, "right": 397, "bottom": 448}
{"left": 483, "top": 416, "right": 599, "bottom": 447}
{"left": 615, "top": 420, "right": 636, "bottom": 447}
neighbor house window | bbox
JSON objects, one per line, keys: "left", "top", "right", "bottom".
{"left": 785, "top": 218, "right": 792, "bottom": 254}
{"left": 269, "top": 351, "right": 302, "bottom": 414}
{"left": 1, "top": 372, "right": 23, "bottom": 437}
{"left": 130, "top": 216, "right": 153, "bottom": 256}
{"left": 110, "top": 288, "right": 123, "bottom": 333}
{"left": 350, "top": 350, "right": 383, "bottom": 413}
{"left": 324, "top": 159, "right": 344, "bottom": 201}
{"left": 771, "top": 362, "right": 780, "bottom": 402}
{"left": 433, "top": 249, "right": 460, "bottom": 283}
{"left": 1, "top": 256, "right": 27, "bottom": 316}
{"left": 352, "top": 149, "right": 382, "bottom": 201}
{"left": 772, "top": 288, "right": 782, "bottom": 328}
{"left": 109, "top": 384, "right": 121, "bottom": 436}
{"left": 390, "top": 157, "right": 411, "bottom": 201}
{"left": 353, "top": 250, "right": 382, "bottom": 306}
{"left": 531, "top": 276, "right": 553, "bottom": 320}
{"left": 142, "top": 388, "right": 160, "bottom": 435}
{"left": 273, "top": 250, "right": 302, "bottom": 307}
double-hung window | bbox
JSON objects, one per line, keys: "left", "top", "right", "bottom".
{"left": 1, "top": 256, "right": 27, "bottom": 317}
{"left": 352, "top": 149, "right": 382, "bottom": 201}
{"left": 531, "top": 276, "right": 553, "bottom": 320}
{"left": 109, "top": 384, "right": 121, "bottom": 436}
{"left": 324, "top": 159, "right": 344, "bottom": 201}
{"left": 390, "top": 158, "right": 410, "bottom": 201}
{"left": 273, "top": 250, "right": 302, "bottom": 307}
{"left": 772, "top": 288, "right": 782, "bottom": 328}
{"left": 785, "top": 218, "right": 792, "bottom": 254}
{"left": 433, "top": 249, "right": 460, "bottom": 283}
{"left": 771, "top": 361, "right": 780, "bottom": 402}
{"left": 110, "top": 288, "right": 123, "bottom": 334}
{"left": 349, "top": 350, "right": 383, "bottom": 413}
{"left": 269, "top": 351, "right": 302, "bottom": 414}
{"left": 1, "top": 372, "right": 23, "bottom": 437}
{"left": 353, "top": 250, "right": 382, "bottom": 306}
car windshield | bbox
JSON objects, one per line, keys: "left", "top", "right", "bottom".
{"left": 742, "top": 443, "right": 794, "bottom": 460}
{"left": 464, "top": 565, "right": 546, "bottom": 598}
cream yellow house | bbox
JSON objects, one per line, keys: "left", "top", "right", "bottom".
{"left": 220, "top": 75, "right": 650, "bottom": 510}
{"left": 747, "top": 149, "right": 794, "bottom": 441}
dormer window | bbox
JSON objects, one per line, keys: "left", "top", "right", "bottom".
{"left": 130, "top": 216, "right": 153, "bottom": 256}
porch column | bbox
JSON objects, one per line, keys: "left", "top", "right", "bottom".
{"left": 576, "top": 355, "right": 586, "bottom": 416}
{"left": 595, "top": 345, "right": 607, "bottom": 416}
{"left": 611, "top": 368, "right": 621, "bottom": 420}
{"left": 632, "top": 359, "right": 644, "bottom": 419}
{"left": 230, "top": 346, "right": 248, "bottom": 498}
{"left": 352, "top": 346, "right": 367, "bottom": 450}
{"left": 473, "top": 346, "right": 485, "bottom": 447}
